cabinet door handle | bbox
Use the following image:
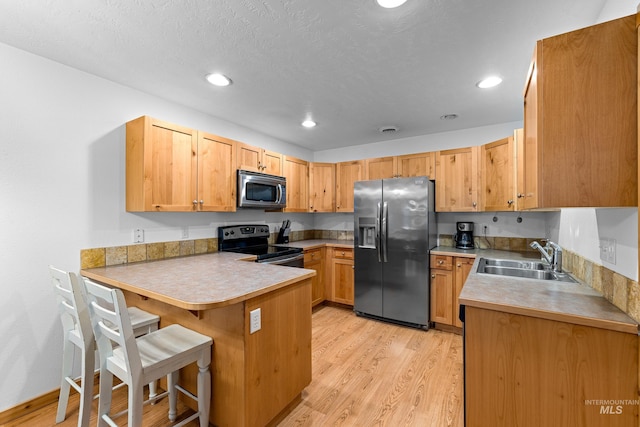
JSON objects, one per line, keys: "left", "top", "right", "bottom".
{"left": 507, "top": 199, "right": 514, "bottom": 205}
{"left": 192, "top": 200, "right": 198, "bottom": 205}
{"left": 200, "top": 200, "right": 204, "bottom": 204}
{"left": 431, "top": 274, "right": 436, "bottom": 279}
{"left": 438, "top": 260, "right": 444, "bottom": 265}
{"left": 457, "top": 263, "right": 461, "bottom": 267}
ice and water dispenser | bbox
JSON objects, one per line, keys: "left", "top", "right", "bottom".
{"left": 358, "top": 217, "right": 377, "bottom": 248}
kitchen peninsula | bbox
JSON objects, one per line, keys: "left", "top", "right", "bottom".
{"left": 81, "top": 251, "right": 315, "bottom": 427}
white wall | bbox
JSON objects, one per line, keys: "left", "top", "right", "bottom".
{"left": 313, "top": 122, "right": 523, "bottom": 163}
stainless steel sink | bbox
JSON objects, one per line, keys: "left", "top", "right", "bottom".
{"left": 477, "top": 258, "right": 576, "bottom": 283}
{"left": 483, "top": 258, "right": 546, "bottom": 270}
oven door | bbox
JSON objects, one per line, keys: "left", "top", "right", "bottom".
{"left": 237, "top": 170, "right": 286, "bottom": 209}
{"left": 258, "top": 253, "right": 304, "bottom": 268}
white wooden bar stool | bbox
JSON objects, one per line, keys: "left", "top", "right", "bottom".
{"left": 50, "top": 266, "right": 160, "bottom": 427}
{"left": 83, "top": 277, "right": 212, "bottom": 427}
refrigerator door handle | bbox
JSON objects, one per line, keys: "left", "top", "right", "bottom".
{"left": 381, "top": 201, "right": 388, "bottom": 262}
{"left": 376, "top": 202, "right": 382, "bottom": 262}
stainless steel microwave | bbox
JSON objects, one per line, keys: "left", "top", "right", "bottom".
{"left": 237, "top": 169, "right": 286, "bottom": 209}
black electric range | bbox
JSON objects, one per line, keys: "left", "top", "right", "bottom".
{"left": 217, "top": 225, "right": 303, "bottom": 267}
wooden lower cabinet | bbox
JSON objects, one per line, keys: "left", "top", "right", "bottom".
{"left": 304, "top": 247, "right": 325, "bottom": 307}
{"left": 465, "top": 306, "right": 639, "bottom": 426}
{"left": 330, "top": 247, "right": 354, "bottom": 305}
{"left": 430, "top": 254, "right": 474, "bottom": 329}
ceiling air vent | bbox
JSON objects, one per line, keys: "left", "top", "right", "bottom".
{"left": 378, "top": 126, "right": 398, "bottom": 133}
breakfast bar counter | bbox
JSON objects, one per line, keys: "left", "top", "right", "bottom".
{"left": 81, "top": 252, "right": 316, "bottom": 427}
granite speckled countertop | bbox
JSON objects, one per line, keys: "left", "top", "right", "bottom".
{"left": 439, "top": 248, "right": 639, "bottom": 334}
{"left": 81, "top": 251, "right": 315, "bottom": 311}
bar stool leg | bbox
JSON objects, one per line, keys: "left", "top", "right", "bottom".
{"left": 168, "top": 371, "right": 178, "bottom": 422}
{"left": 55, "top": 337, "right": 74, "bottom": 423}
{"left": 77, "top": 341, "right": 95, "bottom": 427}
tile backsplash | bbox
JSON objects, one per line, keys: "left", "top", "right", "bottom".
{"left": 81, "top": 231, "right": 639, "bottom": 324}
{"left": 80, "top": 229, "right": 354, "bottom": 269}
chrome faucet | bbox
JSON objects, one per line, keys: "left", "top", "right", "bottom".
{"left": 530, "top": 240, "right": 563, "bottom": 273}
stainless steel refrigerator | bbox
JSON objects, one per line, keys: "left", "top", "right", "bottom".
{"left": 354, "top": 177, "right": 435, "bottom": 328}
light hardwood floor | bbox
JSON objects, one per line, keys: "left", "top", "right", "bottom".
{"left": 4, "top": 305, "right": 463, "bottom": 427}
{"left": 278, "top": 305, "right": 463, "bottom": 426}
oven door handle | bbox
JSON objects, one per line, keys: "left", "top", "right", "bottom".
{"left": 260, "top": 253, "right": 304, "bottom": 265}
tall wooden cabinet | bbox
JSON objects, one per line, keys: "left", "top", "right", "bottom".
{"left": 435, "top": 146, "right": 480, "bottom": 212}
{"left": 308, "top": 162, "right": 335, "bottom": 212}
{"left": 282, "top": 155, "right": 308, "bottom": 212}
{"left": 335, "top": 160, "right": 364, "bottom": 212}
{"left": 522, "top": 14, "right": 637, "bottom": 208}
{"left": 126, "top": 116, "right": 236, "bottom": 212}
{"left": 481, "top": 135, "right": 516, "bottom": 211}
{"left": 237, "top": 142, "right": 283, "bottom": 176}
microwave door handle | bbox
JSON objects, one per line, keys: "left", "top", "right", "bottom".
{"left": 376, "top": 202, "right": 382, "bottom": 263}
{"left": 276, "top": 184, "right": 283, "bottom": 204}
{"left": 381, "top": 201, "right": 388, "bottom": 263}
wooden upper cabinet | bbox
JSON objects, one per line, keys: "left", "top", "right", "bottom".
{"left": 513, "top": 128, "right": 526, "bottom": 211}
{"left": 522, "top": 14, "right": 637, "bottom": 208}
{"left": 481, "top": 134, "right": 516, "bottom": 212}
{"left": 282, "top": 155, "right": 309, "bottom": 212}
{"left": 397, "top": 152, "right": 436, "bottom": 179}
{"left": 236, "top": 142, "right": 283, "bottom": 176}
{"left": 309, "top": 162, "right": 336, "bottom": 212}
{"left": 435, "top": 146, "right": 480, "bottom": 212}
{"left": 262, "top": 149, "right": 284, "bottom": 176}
{"left": 126, "top": 116, "right": 198, "bottom": 212}
{"left": 197, "top": 132, "right": 237, "bottom": 212}
{"left": 336, "top": 160, "right": 364, "bottom": 212}
{"left": 126, "top": 116, "right": 238, "bottom": 212}
{"left": 365, "top": 152, "right": 436, "bottom": 180}
{"left": 365, "top": 156, "right": 397, "bottom": 179}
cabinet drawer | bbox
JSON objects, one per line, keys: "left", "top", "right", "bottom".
{"left": 304, "top": 248, "right": 323, "bottom": 263}
{"left": 333, "top": 248, "right": 353, "bottom": 260}
{"left": 430, "top": 255, "right": 453, "bottom": 270}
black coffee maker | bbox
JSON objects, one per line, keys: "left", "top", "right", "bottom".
{"left": 454, "top": 222, "right": 475, "bottom": 249}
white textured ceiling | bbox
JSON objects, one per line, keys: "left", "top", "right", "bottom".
{"left": 0, "top": 0, "right": 613, "bottom": 151}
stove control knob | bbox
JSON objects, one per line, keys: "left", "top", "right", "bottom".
{"left": 224, "top": 232, "right": 229, "bottom": 236}
{"left": 230, "top": 231, "right": 235, "bottom": 235}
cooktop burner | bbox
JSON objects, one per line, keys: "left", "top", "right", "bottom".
{"left": 217, "top": 225, "right": 302, "bottom": 261}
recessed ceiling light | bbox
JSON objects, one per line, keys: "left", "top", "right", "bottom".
{"left": 440, "top": 114, "right": 458, "bottom": 120}
{"left": 302, "top": 119, "right": 317, "bottom": 128}
{"left": 476, "top": 76, "right": 502, "bottom": 89}
{"left": 376, "top": 0, "right": 407, "bottom": 8}
{"left": 205, "top": 73, "right": 232, "bottom": 87}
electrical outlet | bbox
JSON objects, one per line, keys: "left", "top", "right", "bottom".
{"left": 599, "top": 238, "right": 616, "bottom": 264}
{"left": 133, "top": 228, "right": 144, "bottom": 243}
{"left": 181, "top": 227, "right": 189, "bottom": 239}
{"left": 250, "top": 308, "right": 261, "bottom": 334}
